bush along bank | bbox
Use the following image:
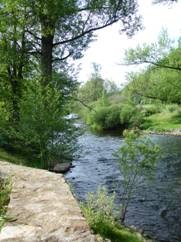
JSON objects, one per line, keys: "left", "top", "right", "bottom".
{"left": 79, "top": 103, "right": 143, "bottom": 132}
{"left": 77, "top": 101, "right": 181, "bottom": 134}
{"left": 81, "top": 187, "right": 150, "bottom": 242}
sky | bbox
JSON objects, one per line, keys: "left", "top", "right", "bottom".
{"left": 76, "top": 0, "right": 181, "bottom": 87}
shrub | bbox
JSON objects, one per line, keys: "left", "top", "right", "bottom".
{"left": 141, "top": 105, "right": 162, "bottom": 117}
{"left": 120, "top": 104, "right": 143, "bottom": 128}
{"left": 165, "top": 104, "right": 179, "bottom": 113}
{"left": 115, "top": 130, "right": 160, "bottom": 223}
{"left": 88, "top": 105, "right": 121, "bottom": 130}
{"left": 81, "top": 187, "right": 145, "bottom": 242}
{"left": 17, "top": 80, "right": 78, "bottom": 169}
{"left": 104, "top": 105, "right": 121, "bottom": 129}
{"left": 88, "top": 107, "right": 108, "bottom": 129}
{"left": 81, "top": 187, "right": 116, "bottom": 227}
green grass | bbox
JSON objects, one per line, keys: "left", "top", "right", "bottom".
{"left": 0, "top": 177, "right": 11, "bottom": 230}
{"left": 89, "top": 219, "right": 146, "bottom": 242}
{"left": 0, "top": 148, "right": 28, "bottom": 166}
{"left": 0, "top": 148, "right": 41, "bottom": 168}
{"left": 142, "top": 110, "right": 181, "bottom": 132}
{"left": 81, "top": 187, "right": 148, "bottom": 242}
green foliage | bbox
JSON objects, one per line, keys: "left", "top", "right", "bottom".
{"left": 0, "top": 177, "right": 11, "bottom": 230}
{"left": 124, "top": 29, "right": 174, "bottom": 67}
{"left": 120, "top": 104, "right": 143, "bottom": 128}
{"left": 0, "top": 0, "right": 140, "bottom": 170}
{"left": 124, "top": 31, "right": 181, "bottom": 105}
{"left": 18, "top": 79, "right": 78, "bottom": 168}
{"left": 85, "top": 103, "right": 144, "bottom": 131}
{"left": 78, "top": 73, "right": 119, "bottom": 105}
{"left": 81, "top": 187, "right": 146, "bottom": 242}
{"left": 81, "top": 187, "right": 116, "bottom": 226}
{"left": 88, "top": 105, "right": 121, "bottom": 131}
{"left": 115, "top": 130, "right": 160, "bottom": 222}
{"left": 79, "top": 77, "right": 105, "bottom": 103}
{"left": 141, "top": 105, "right": 162, "bottom": 117}
{"left": 142, "top": 107, "right": 181, "bottom": 132}
{"left": 0, "top": 148, "right": 29, "bottom": 166}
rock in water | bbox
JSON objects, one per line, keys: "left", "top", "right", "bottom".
{"left": 51, "top": 163, "right": 72, "bottom": 173}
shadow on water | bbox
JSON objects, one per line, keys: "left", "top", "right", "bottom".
{"left": 65, "top": 128, "right": 181, "bottom": 242}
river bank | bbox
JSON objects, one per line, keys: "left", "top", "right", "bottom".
{"left": 0, "top": 160, "right": 149, "bottom": 242}
{"left": 143, "top": 129, "right": 181, "bottom": 136}
{"left": 0, "top": 160, "right": 99, "bottom": 242}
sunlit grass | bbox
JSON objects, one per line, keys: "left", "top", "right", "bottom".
{"left": 142, "top": 109, "right": 181, "bottom": 132}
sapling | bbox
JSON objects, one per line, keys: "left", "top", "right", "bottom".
{"left": 115, "top": 129, "right": 160, "bottom": 223}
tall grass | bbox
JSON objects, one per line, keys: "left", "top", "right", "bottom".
{"left": 0, "top": 177, "right": 11, "bottom": 230}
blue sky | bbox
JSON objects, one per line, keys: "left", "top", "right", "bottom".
{"left": 76, "top": 0, "right": 181, "bottom": 86}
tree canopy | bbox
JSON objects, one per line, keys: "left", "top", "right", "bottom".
{"left": 124, "top": 29, "right": 181, "bottom": 71}
{"left": 121, "top": 30, "right": 181, "bottom": 104}
{"left": 0, "top": 0, "right": 141, "bottom": 168}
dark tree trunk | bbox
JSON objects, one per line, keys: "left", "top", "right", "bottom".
{"left": 41, "top": 35, "right": 54, "bottom": 86}
{"left": 40, "top": 18, "right": 55, "bottom": 86}
{"left": 11, "top": 79, "right": 21, "bottom": 124}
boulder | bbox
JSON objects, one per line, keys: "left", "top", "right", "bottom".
{"left": 50, "top": 162, "right": 72, "bottom": 173}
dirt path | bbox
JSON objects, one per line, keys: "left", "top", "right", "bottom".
{"left": 0, "top": 161, "right": 98, "bottom": 242}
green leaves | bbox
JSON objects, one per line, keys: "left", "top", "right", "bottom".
{"left": 18, "top": 79, "right": 78, "bottom": 168}
{"left": 117, "top": 130, "right": 160, "bottom": 175}
{"left": 115, "top": 130, "right": 160, "bottom": 222}
{"left": 124, "top": 29, "right": 174, "bottom": 65}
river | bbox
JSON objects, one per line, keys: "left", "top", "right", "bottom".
{"left": 65, "top": 126, "right": 181, "bottom": 242}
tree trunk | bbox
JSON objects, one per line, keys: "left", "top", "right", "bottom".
{"left": 11, "top": 78, "right": 21, "bottom": 124}
{"left": 40, "top": 19, "right": 55, "bottom": 86}
{"left": 41, "top": 35, "right": 54, "bottom": 85}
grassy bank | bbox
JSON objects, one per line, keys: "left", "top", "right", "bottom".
{"left": 88, "top": 218, "right": 146, "bottom": 242}
{"left": 142, "top": 109, "right": 181, "bottom": 132}
{"left": 81, "top": 188, "right": 150, "bottom": 242}
{"left": 0, "top": 148, "right": 44, "bottom": 169}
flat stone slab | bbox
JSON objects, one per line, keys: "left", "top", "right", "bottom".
{"left": 0, "top": 161, "right": 99, "bottom": 242}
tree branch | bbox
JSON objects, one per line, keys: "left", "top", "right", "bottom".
{"left": 52, "top": 52, "right": 72, "bottom": 62}
{"left": 26, "top": 29, "right": 42, "bottom": 41}
{"left": 121, "top": 60, "right": 181, "bottom": 71}
{"left": 73, "top": 97, "right": 96, "bottom": 112}
{"left": 132, "top": 89, "right": 181, "bottom": 104}
{"left": 53, "top": 18, "right": 118, "bottom": 47}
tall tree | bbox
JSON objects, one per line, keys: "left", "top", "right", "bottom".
{"left": 27, "top": 0, "right": 141, "bottom": 85}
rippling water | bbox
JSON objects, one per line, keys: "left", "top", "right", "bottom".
{"left": 65, "top": 128, "right": 181, "bottom": 242}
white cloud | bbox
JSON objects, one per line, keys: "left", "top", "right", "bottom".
{"left": 76, "top": 0, "right": 181, "bottom": 87}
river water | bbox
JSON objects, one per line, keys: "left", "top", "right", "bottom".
{"left": 65, "top": 127, "right": 181, "bottom": 242}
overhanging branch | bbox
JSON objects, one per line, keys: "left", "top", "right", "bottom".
{"left": 121, "top": 60, "right": 181, "bottom": 71}
{"left": 53, "top": 18, "right": 118, "bottom": 47}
